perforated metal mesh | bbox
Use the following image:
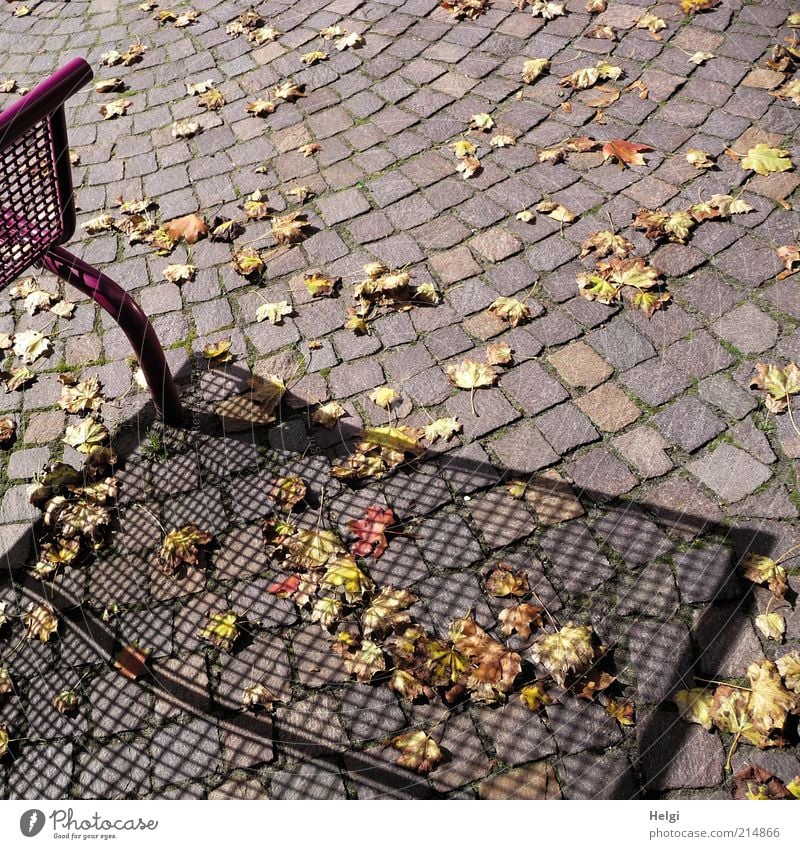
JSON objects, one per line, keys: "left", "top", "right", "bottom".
{"left": 0, "top": 115, "right": 65, "bottom": 288}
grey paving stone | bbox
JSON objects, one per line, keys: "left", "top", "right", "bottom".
{"left": 616, "top": 561, "right": 679, "bottom": 618}
{"left": 498, "top": 361, "right": 569, "bottom": 416}
{"left": 588, "top": 319, "right": 655, "bottom": 371}
{"left": 566, "top": 448, "right": 639, "bottom": 502}
{"left": 478, "top": 698, "right": 557, "bottom": 766}
{"left": 271, "top": 759, "right": 348, "bottom": 800}
{"left": 151, "top": 717, "right": 222, "bottom": 788}
{"left": 559, "top": 750, "right": 639, "bottom": 800}
{"left": 276, "top": 691, "right": 347, "bottom": 759}
{"left": 593, "top": 503, "right": 673, "bottom": 567}
{"left": 77, "top": 737, "right": 151, "bottom": 798}
{"left": 688, "top": 444, "right": 772, "bottom": 503}
{"left": 636, "top": 710, "right": 725, "bottom": 791}
{"left": 489, "top": 421, "right": 559, "bottom": 474}
{"left": 467, "top": 487, "right": 536, "bottom": 549}
{"left": 663, "top": 330, "right": 734, "bottom": 380}
{"left": 340, "top": 685, "right": 406, "bottom": 743}
{"left": 546, "top": 696, "right": 624, "bottom": 755}
{"left": 620, "top": 359, "right": 692, "bottom": 407}
{"left": 628, "top": 620, "right": 694, "bottom": 703}
{"left": 537, "top": 403, "right": 599, "bottom": 456}
{"left": 712, "top": 303, "right": 779, "bottom": 354}
{"left": 674, "top": 544, "right": 740, "bottom": 604}
{"left": 429, "top": 711, "right": 492, "bottom": 794}
{"left": 540, "top": 520, "right": 614, "bottom": 595}
{"left": 8, "top": 743, "right": 74, "bottom": 800}
{"left": 692, "top": 605, "right": 762, "bottom": 679}
{"left": 612, "top": 426, "right": 673, "bottom": 480}
{"left": 698, "top": 374, "right": 757, "bottom": 419}
{"left": 652, "top": 397, "right": 726, "bottom": 453}
{"left": 479, "top": 762, "right": 562, "bottom": 800}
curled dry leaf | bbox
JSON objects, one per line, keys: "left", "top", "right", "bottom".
{"left": 776, "top": 651, "right": 800, "bottom": 694}
{"left": 53, "top": 688, "right": 80, "bottom": 715}
{"left": 489, "top": 296, "right": 530, "bottom": 327}
{"left": 636, "top": 13, "right": 666, "bottom": 38}
{"left": 23, "top": 604, "right": 58, "bottom": 642}
{"left": 485, "top": 563, "right": 530, "bottom": 597}
{"left": 243, "top": 683, "right": 277, "bottom": 710}
{"left": 114, "top": 644, "right": 150, "bottom": 680}
{"left": 440, "top": 0, "right": 490, "bottom": 21}
{"left": 470, "top": 112, "right": 494, "bottom": 131}
{"left": 499, "top": 603, "right": 543, "bottom": 639}
{"left": 159, "top": 524, "right": 213, "bottom": 575}
{"left": 172, "top": 119, "right": 200, "bottom": 139}
{"left": 99, "top": 98, "right": 132, "bottom": 119}
{"left": 485, "top": 342, "right": 512, "bottom": 366}
{"left": 202, "top": 338, "right": 234, "bottom": 363}
{"left": 389, "top": 730, "right": 443, "bottom": 773}
{"left": 186, "top": 78, "right": 215, "bottom": 95}
{"left": 299, "top": 143, "right": 321, "bottom": 157}
{"left": 755, "top": 612, "right": 785, "bottom": 642}
{"left": 520, "top": 683, "right": 553, "bottom": 711}
{"left": 689, "top": 51, "right": 714, "bottom": 65}
{"left": 302, "top": 51, "right": 328, "bottom": 65}
{"left": 778, "top": 245, "right": 800, "bottom": 280}
{"left": 368, "top": 386, "right": 400, "bottom": 410}
{"left": 63, "top": 417, "right": 108, "bottom": 453}
{"left": 247, "top": 99, "right": 276, "bottom": 117}
{"left": 59, "top": 376, "right": 103, "bottom": 413}
{"left": 210, "top": 216, "right": 244, "bottom": 243}
{"left": 536, "top": 200, "right": 575, "bottom": 222}
{"left": 0, "top": 416, "right": 15, "bottom": 446}
{"left": 732, "top": 765, "right": 793, "bottom": 801}
{"left": 304, "top": 273, "right": 336, "bottom": 297}
{"left": 269, "top": 475, "right": 307, "bottom": 510}
{"left": 686, "top": 148, "right": 715, "bottom": 169}
{"left": 741, "top": 144, "right": 793, "bottom": 177}
{"left": 197, "top": 88, "right": 224, "bottom": 110}
{"left": 530, "top": 622, "right": 594, "bottom": 687}
{"left": 529, "top": 0, "right": 564, "bottom": 19}
{"left": 741, "top": 551, "right": 790, "bottom": 597}
{"left": 311, "top": 401, "right": 346, "bottom": 429}
{"left": 522, "top": 58, "right": 549, "bottom": 84}
{"left": 273, "top": 81, "right": 305, "bottom": 102}
{"left": 162, "top": 263, "right": 196, "bottom": 284}
{"left": 580, "top": 230, "right": 634, "bottom": 259}
{"left": 347, "top": 505, "right": 396, "bottom": 560}
{"left": 681, "top": 0, "right": 719, "bottom": 12}
{"left": 163, "top": 213, "right": 207, "bottom": 245}
{"left": 256, "top": 300, "right": 293, "bottom": 324}
{"left": 272, "top": 212, "right": 312, "bottom": 244}
{"left": 231, "top": 247, "right": 264, "bottom": 277}
{"left": 773, "top": 79, "right": 800, "bottom": 106}
{"left": 335, "top": 31, "right": 365, "bottom": 50}
{"left": 602, "top": 139, "right": 652, "bottom": 167}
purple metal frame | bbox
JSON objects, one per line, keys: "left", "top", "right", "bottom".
{"left": 0, "top": 57, "right": 182, "bottom": 426}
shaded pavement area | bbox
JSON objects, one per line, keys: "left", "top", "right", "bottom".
{"left": 1, "top": 0, "right": 800, "bottom": 800}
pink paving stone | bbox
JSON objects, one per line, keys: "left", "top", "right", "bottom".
{"left": 612, "top": 425, "right": 674, "bottom": 480}
{"left": 547, "top": 340, "right": 613, "bottom": 389}
{"left": 741, "top": 68, "right": 785, "bottom": 89}
{"left": 429, "top": 245, "right": 482, "bottom": 284}
{"left": 575, "top": 383, "right": 641, "bottom": 433}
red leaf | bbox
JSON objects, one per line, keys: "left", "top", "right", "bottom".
{"left": 267, "top": 574, "right": 302, "bottom": 597}
{"left": 347, "top": 506, "right": 396, "bottom": 560}
{"left": 602, "top": 139, "right": 652, "bottom": 167}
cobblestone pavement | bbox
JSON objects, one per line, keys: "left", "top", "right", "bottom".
{"left": 1, "top": 0, "right": 800, "bottom": 800}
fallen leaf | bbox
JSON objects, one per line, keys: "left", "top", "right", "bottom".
{"left": 299, "top": 143, "right": 321, "bottom": 157}
{"left": 680, "top": 0, "right": 719, "bottom": 12}
{"left": 172, "top": 119, "right": 200, "bottom": 139}
{"left": 302, "top": 50, "right": 328, "bottom": 65}
{"left": 750, "top": 363, "right": 800, "bottom": 415}
{"left": 422, "top": 417, "right": 462, "bottom": 443}
{"left": 95, "top": 77, "right": 124, "bottom": 93}
{"left": 777, "top": 651, "right": 800, "bottom": 693}
{"left": 269, "top": 475, "right": 307, "bottom": 510}
{"left": 636, "top": 12, "right": 666, "bottom": 38}
{"left": 273, "top": 81, "right": 305, "bottom": 102}
{"left": 201, "top": 610, "right": 240, "bottom": 651}
{"left": 231, "top": 247, "right": 265, "bottom": 277}
{"left": 304, "top": 273, "right": 337, "bottom": 297}
{"left": 197, "top": 88, "right": 225, "bottom": 110}
{"left": 580, "top": 230, "right": 634, "bottom": 259}
{"left": 248, "top": 26, "right": 281, "bottom": 44}
{"left": 773, "top": 79, "right": 800, "bottom": 106}
{"left": 602, "top": 139, "right": 652, "bottom": 167}
{"left": 490, "top": 133, "right": 515, "bottom": 148}
{"left": 202, "top": 339, "right": 234, "bottom": 363}
{"left": 59, "top": 376, "right": 103, "bottom": 413}
{"left": 186, "top": 78, "right": 215, "bottom": 95}
{"left": 455, "top": 154, "right": 481, "bottom": 180}
{"left": 485, "top": 563, "right": 529, "bottom": 597}
{"left": 163, "top": 213, "right": 207, "bottom": 244}
{"left": 732, "top": 765, "right": 792, "bottom": 800}
{"left": 321, "top": 555, "right": 374, "bottom": 602}
{"left": 530, "top": 622, "right": 594, "bottom": 687}
{"left": 162, "top": 263, "right": 196, "bottom": 284}
{"left": 686, "top": 148, "right": 715, "bottom": 169}
{"left": 23, "top": 604, "right": 58, "bottom": 642}
{"left": 485, "top": 342, "right": 512, "bottom": 366}
{"left": 160, "top": 524, "right": 213, "bottom": 575}
{"left": 0, "top": 417, "right": 15, "bottom": 446}
{"left": 689, "top": 51, "right": 714, "bottom": 65}
{"left": 335, "top": 31, "right": 365, "bottom": 50}
{"left": 742, "top": 144, "right": 793, "bottom": 177}
{"left": 674, "top": 688, "right": 715, "bottom": 730}
{"left": 499, "top": 603, "right": 543, "bottom": 638}
{"left": 756, "top": 612, "right": 785, "bottom": 642}
{"left": 522, "top": 58, "right": 549, "bottom": 84}
{"left": 246, "top": 98, "right": 276, "bottom": 117}
{"left": 347, "top": 505, "right": 396, "bottom": 559}
{"left": 389, "top": 730, "right": 443, "bottom": 773}
{"left": 256, "top": 300, "right": 293, "bottom": 324}
{"left": 470, "top": 112, "right": 494, "bottom": 131}
{"left": 13, "top": 329, "right": 51, "bottom": 364}
{"left": 536, "top": 200, "right": 575, "bottom": 222}
{"left": 520, "top": 683, "right": 553, "bottom": 711}
{"left": 242, "top": 683, "right": 277, "bottom": 710}
{"left": 311, "top": 401, "right": 346, "bottom": 429}
{"left": 606, "top": 698, "right": 636, "bottom": 725}
{"left": 368, "top": 386, "right": 400, "bottom": 410}
{"left": 272, "top": 212, "right": 311, "bottom": 244}
{"left": 529, "top": 0, "right": 564, "bottom": 19}
{"left": 63, "top": 417, "right": 108, "bottom": 454}
{"left": 99, "top": 98, "right": 132, "bottom": 119}
{"left": 446, "top": 359, "right": 496, "bottom": 390}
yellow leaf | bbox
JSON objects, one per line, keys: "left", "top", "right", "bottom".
{"left": 246, "top": 99, "right": 276, "bottom": 117}
{"left": 201, "top": 611, "right": 240, "bottom": 651}
{"left": 272, "top": 212, "right": 311, "bottom": 244}
{"left": 422, "top": 417, "right": 462, "bottom": 443}
{"left": 750, "top": 364, "right": 800, "bottom": 416}
{"left": 674, "top": 688, "right": 715, "bottom": 730}
{"left": 23, "top": 604, "right": 58, "bottom": 641}
{"left": 520, "top": 683, "right": 553, "bottom": 711}
{"left": 202, "top": 338, "right": 234, "bottom": 363}
{"left": 162, "top": 263, "right": 196, "bottom": 284}
{"left": 335, "top": 31, "right": 365, "bottom": 50}
{"left": 449, "top": 138, "right": 477, "bottom": 158}
{"left": 742, "top": 144, "right": 793, "bottom": 177}
{"left": 321, "top": 555, "right": 374, "bottom": 602}
{"left": 99, "top": 98, "right": 132, "bottom": 119}
{"left": 689, "top": 51, "right": 714, "bottom": 65}
{"left": 776, "top": 651, "right": 800, "bottom": 693}
{"left": 231, "top": 248, "right": 265, "bottom": 277}
{"left": 369, "top": 386, "right": 400, "bottom": 409}
{"left": 389, "top": 731, "right": 443, "bottom": 773}
{"left": 470, "top": 112, "right": 494, "bottom": 131}
{"left": 63, "top": 417, "right": 108, "bottom": 454}
{"left": 311, "top": 401, "right": 346, "bottom": 429}
{"left": 530, "top": 623, "right": 594, "bottom": 687}
{"left": 256, "top": 300, "right": 293, "bottom": 324}
{"left": 522, "top": 58, "right": 549, "bottom": 84}
{"left": 197, "top": 88, "right": 225, "bottom": 110}
{"left": 755, "top": 612, "right": 785, "bottom": 642}
{"left": 302, "top": 51, "right": 328, "bottom": 65}
{"left": 686, "top": 148, "right": 714, "bottom": 169}
{"left": 172, "top": 119, "right": 200, "bottom": 139}
{"left": 446, "top": 359, "right": 496, "bottom": 390}
{"left": 489, "top": 296, "right": 530, "bottom": 326}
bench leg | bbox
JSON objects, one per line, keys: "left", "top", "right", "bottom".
{"left": 41, "top": 245, "right": 183, "bottom": 427}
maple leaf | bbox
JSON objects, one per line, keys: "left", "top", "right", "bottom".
{"left": 750, "top": 362, "right": 800, "bottom": 414}
{"left": 0, "top": 79, "right": 18, "bottom": 93}
{"left": 602, "top": 139, "right": 652, "bottom": 167}
{"left": 273, "top": 81, "right": 305, "bottom": 102}
{"left": 304, "top": 273, "right": 336, "bottom": 297}
{"left": 285, "top": 529, "right": 345, "bottom": 570}
{"left": 388, "top": 669, "right": 432, "bottom": 701}
{"left": 490, "top": 134, "right": 516, "bottom": 148}
{"left": 59, "top": 376, "right": 103, "bottom": 413}
{"left": 362, "top": 587, "right": 416, "bottom": 636}
{"left": 347, "top": 505, "right": 396, "bottom": 559}
{"left": 246, "top": 99, "right": 276, "bottom": 117}
{"left": 0, "top": 416, "right": 14, "bottom": 447}
{"left": 81, "top": 213, "right": 115, "bottom": 235}
{"left": 162, "top": 263, "right": 196, "bottom": 284}
{"left": 755, "top": 612, "right": 785, "bottom": 642}
{"left": 201, "top": 610, "right": 240, "bottom": 651}
{"left": 114, "top": 644, "right": 151, "bottom": 680}
{"left": 778, "top": 245, "right": 800, "bottom": 281}
{"left": 777, "top": 651, "right": 800, "bottom": 694}
{"left": 159, "top": 524, "right": 213, "bottom": 575}
{"left": 389, "top": 731, "right": 443, "bottom": 773}
{"left": 358, "top": 425, "right": 425, "bottom": 458}
{"left": 499, "top": 603, "right": 543, "bottom": 638}
{"left": 446, "top": 360, "right": 496, "bottom": 414}
{"left": 231, "top": 247, "right": 265, "bottom": 277}
{"left": 0, "top": 667, "right": 12, "bottom": 696}
{"left": 577, "top": 272, "right": 622, "bottom": 305}
{"left": 423, "top": 417, "right": 462, "bottom": 443}
{"left": 250, "top": 373, "right": 287, "bottom": 412}
{"left": 560, "top": 66, "right": 600, "bottom": 90}
{"left": 530, "top": 623, "right": 594, "bottom": 687}
{"left": 732, "top": 765, "right": 792, "bottom": 801}
{"left": 520, "top": 683, "right": 553, "bottom": 711}
{"left": 163, "top": 213, "right": 207, "bottom": 244}
{"left": 607, "top": 256, "right": 660, "bottom": 290}
{"left": 586, "top": 24, "right": 616, "bottom": 40}
{"left": 368, "top": 386, "right": 400, "bottom": 411}
{"left": 485, "top": 563, "right": 530, "bottom": 597}
{"left": 341, "top": 638, "right": 386, "bottom": 682}
{"left": 256, "top": 300, "right": 293, "bottom": 324}
{"left": 689, "top": 51, "right": 714, "bottom": 65}
{"left": 248, "top": 25, "right": 282, "bottom": 44}
{"left": 13, "top": 329, "right": 51, "bottom": 364}
{"left": 23, "top": 604, "right": 58, "bottom": 642}
{"left": 302, "top": 50, "right": 328, "bottom": 65}
{"left": 630, "top": 289, "right": 670, "bottom": 318}
{"left": 522, "top": 58, "right": 549, "bottom": 84}
{"left": 451, "top": 616, "right": 522, "bottom": 702}
{"left": 529, "top": 0, "right": 564, "bottom": 19}
{"left": 320, "top": 24, "right": 346, "bottom": 38}
{"left": 63, "top": 417, "right": 108, "bottom": 454}
{"left": 489, "top": 296, "right": 530, "bottom": 327}
{"left": 197, "top": 88, "right": 224, "bottom": 110}
{"left": 311, "top": 401, "right": 346, "bottom": 429}
{"left": 272, "top": 212, "right": 311, "bottom": 244}
{"left": 5, "top": 367, "right": 35, "bottom": 392}
{"left": 455, "top": 154, "right": 481, "bottom": 180}
{"left": 336, "top": 31, "right": 365, "bottom": 50}
{"left": 742, "top": 144, "right": 793, "bottom": 177}
{"left": 172, "top": 119, "right": 200, "bottom": 139}
{"left": 23, "top": 289, "right": 55, "bottom": 316}
{"left": 311, "top": 595, "right": 342, "bottom": 628}
{"left": 606, "top": 698, "right": 635, "bottom": 726}
{"left": 636, "top": 12, "right": 666, "bottom": 38}
{"left": 747, "top": 659, "right": 800, "bottom": 736}
{"left": 0, "top": 727, "right": 8, "bottom": 757}
{"left": 470, "top": 112, "right": 494, "bottom": 131}
{"left": 536, "top": 200, "right": 575, "bottom": 222}
{"left": 269, "top": 475, "right": 307, "bottom": 510}
{"left": 267, "top": 574, "right": 302, "bottom": 598}
{"left": 580, "top": 230, "right": 634, "bottom": 259}
{"left": 321, "top": 555, "right": 374, "bottom": 602}
{"left": 674, "top": 688, "right": 715, "bottom": 730}
{"left": 449, "top": 138, "right": 477, "bottom": 159}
